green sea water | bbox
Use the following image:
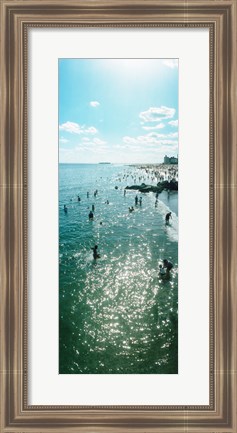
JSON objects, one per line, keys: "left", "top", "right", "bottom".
{"left": 59, "top": 163, "right": 178, "bottom": 374}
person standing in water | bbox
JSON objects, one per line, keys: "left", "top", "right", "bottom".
{"left": 88, "top": 210, "right": 94, "bottom": 220}
{"left": 64, "top": 204, "right": 68, "bottom": 213}
{"left": 91, "top": 245, "right": 100, "bottom": 259}
{"left": 163, "top": 259, "right": 173, "bottom": 273}
{"left": 165, "top": 212, "right": 172, "bottom": 224}
{"left": 139, "top": 197, "right": 142, "bottom": 206}
{"left": 135, "top": 195, "right": 138, "bottom": 205}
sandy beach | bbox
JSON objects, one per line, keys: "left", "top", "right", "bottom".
{"left": 133, "top": 163, "right": 178, "bottom": 183}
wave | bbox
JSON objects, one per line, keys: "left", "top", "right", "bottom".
{"left": 148, "top": 193, "right": 178, "bottom": 243}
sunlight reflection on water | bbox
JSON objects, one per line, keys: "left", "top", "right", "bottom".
{"left": 59, "top": 164, "right": 178, "bottom": 374}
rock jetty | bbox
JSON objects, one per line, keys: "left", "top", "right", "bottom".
{"left": 125, "top": 179, "right": 178, "bottom": 193}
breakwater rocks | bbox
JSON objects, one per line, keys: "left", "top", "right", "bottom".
{"left": 125, "top": 179, "right": 178, "bottom": 193}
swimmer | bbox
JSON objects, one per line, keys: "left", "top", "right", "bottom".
{"left": 159, "top": 264, "right": 166, "bottom": 276}
{"left": 77, "top": 195, "right": 81, "bottom": 202}
{"left": 165, "top": 212, "right": 172, "bottom": 224}
{"left": 163, "top": 259, "right": 173, "bottom": 273}
{"left": 88, "top": 210, "right": 94, "bottom": 220}
{"left": 91, "top": 245, "right": 100, "bottom": 260}
{"left": 64, "top": 204, "right": 68, "bottom": 213}
{"left": 129, "top": 206, "right": 134, "bottom": 212}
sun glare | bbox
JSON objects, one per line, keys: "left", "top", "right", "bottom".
{"left": 103, "top": 59, "right": 163, "bottom": 79}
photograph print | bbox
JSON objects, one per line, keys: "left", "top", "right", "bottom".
{"left": 59, "top": 59, "right": 178, "bottom": 374}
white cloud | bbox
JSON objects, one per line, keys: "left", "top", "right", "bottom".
{"left": 59, "top": 121, "right": 98, "bottom": 135}
{"left": 93, "top": 138, "right": 106, "bottom": 145}
{"left": 123, "top": 132, "right": 178, "bottom": 146}
{"left": 59, "top": 122, "right": 81, "bottom": 134}
{"left": 112, "top": 141, "right": 178, "bottom": 157}
{"left": 59, "top": 137, "right": 69, "bottom": 144}
{"left": 168, "top": 119, "right": 178, "bottom": 127}
{"left": 151, "top": 132, "right": 178, "bottom": 139}
{"left": 142, "top": 123, "right": 165, "bottom": 131}
{"left": 86, "top": 126, "right": 98, "bottom": 134}
{"left": 78, "top": 137, "right": 107, "bottom": 146}
{"left": 60, "top": 148, "right": 70, "bottom": 152}
{"left": 163, "top": 59, "right": 178, "bottom": 68}
{"left": 90, "top": 101, "right": 100, "bottom": 107}
{"left": 139, "top": 106, "right": 175, "bottom": 123}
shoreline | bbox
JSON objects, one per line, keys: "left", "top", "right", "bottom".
{"left": 125, "top": 163, "right": 178, "bottom": 215}
{"left": 125, "top": 164, "right": 178, "bottom": 194}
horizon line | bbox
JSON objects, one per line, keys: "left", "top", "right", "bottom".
{"left": 58, "top": 162, "right": 172, "bottom": 165}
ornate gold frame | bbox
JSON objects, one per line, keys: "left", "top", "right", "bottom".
{"left": 1, "top": 1, "right": 236, "bottom": 432}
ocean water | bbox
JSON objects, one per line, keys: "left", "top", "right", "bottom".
{"left": 59, "top": 163, "right": 178, "bottom": 374}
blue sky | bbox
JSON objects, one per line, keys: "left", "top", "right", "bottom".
{"left": 59, "top": 59, "right": 178, "bottom": 163}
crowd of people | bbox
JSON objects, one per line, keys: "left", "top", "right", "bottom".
{"left": 63, "top": 183, "right": 175, "bottom": 278}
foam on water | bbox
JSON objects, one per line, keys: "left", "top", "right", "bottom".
{"left": 154, "top": 197, "right": 178, "bottom": 243}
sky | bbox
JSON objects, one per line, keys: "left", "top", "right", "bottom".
{"left": 59, "top": 59, "right": 178, "bottom": 164}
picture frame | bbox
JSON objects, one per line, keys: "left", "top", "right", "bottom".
{"left": 0, "top": 0, "right": 236, "bottom": 432}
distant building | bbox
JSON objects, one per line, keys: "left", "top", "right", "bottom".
{"left": 164, "top": 155, "right": 178, "bottom": 164}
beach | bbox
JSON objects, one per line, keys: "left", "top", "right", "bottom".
{"left": 59, "top": 163, "right": 178, "bottom": 374}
